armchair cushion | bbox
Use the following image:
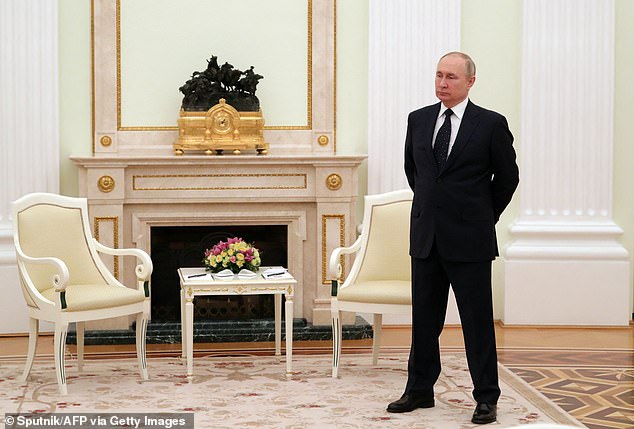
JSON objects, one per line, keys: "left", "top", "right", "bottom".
{"left": 337, "top": 280, "right": 411, "bottom": 305}
{"left": 41, "top": 284, "right": 145, "bottom": 311}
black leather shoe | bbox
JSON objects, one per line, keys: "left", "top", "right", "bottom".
{"left": 386, "top": 393, "right": 435, "bottom": 413}
{"left": 471, "top": 403, "right": 497, "bottom": 424}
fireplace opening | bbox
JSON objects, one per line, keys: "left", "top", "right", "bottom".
{"left": 150, "top": 225, "right": 288, "bottom": 321}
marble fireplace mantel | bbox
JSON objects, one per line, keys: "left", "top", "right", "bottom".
{"left": 71, "top": 154, "right": 366, "bottom": 328}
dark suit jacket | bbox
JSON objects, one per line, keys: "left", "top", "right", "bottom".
{"left": 404, "top": 100, "right": 519, "bottom": 261}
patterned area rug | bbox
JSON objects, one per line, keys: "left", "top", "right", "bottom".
{"left": 0, "top": 352, "right": 583, "bottom": 428}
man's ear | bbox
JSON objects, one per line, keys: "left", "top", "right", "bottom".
{"left": 467, "top": 76, "right": 476, "bottom": 89}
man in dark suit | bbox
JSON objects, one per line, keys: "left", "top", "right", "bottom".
{"left": 387, "top": 52, "right": 519, "bottom": 424}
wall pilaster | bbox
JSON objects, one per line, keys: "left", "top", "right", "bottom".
{"left": 0, "top": 0, "right": 59, "bottom": 333}
{"left": 504, "top": 0, "right": 630, "bottom": 325}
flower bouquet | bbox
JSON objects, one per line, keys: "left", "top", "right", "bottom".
{"left": 203, "top": 237, "right": 261, "bottom": 274}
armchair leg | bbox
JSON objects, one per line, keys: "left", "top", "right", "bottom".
{"left": 331, "top": 301, "right": 342, "bottom": 378}
{"left": 372, "top": 314, "right": 383, "bottom": 366}
{"left": 54, "top": 322, "right": 69, "bottom": 395}
{"left": 136, "top": 312, "right": 149, "bottom": 380}
{"left": 21, "top": 318, "right": 39, "bottom": 382}
{"left": 76, "top": 322, "right": 85, "bottom": 372}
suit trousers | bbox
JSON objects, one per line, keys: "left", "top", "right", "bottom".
{"left": 405, "top": 242, "right": 501, "bottom": 404}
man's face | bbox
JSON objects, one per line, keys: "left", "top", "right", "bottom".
{"left": 435, "top": 55, "right": 475, "bottom": 108}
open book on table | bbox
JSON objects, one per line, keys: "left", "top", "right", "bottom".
{"left": 261, "top": 267, "right": 293, "bottom": 280}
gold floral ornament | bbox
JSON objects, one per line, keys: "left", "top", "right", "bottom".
{"left": 97, "top": 175, "right": 115, "bottom": 193}
{"left": 325, "top": 173, "right": 343, "bottom": 190}
{"left": 99, "top": 135, "right": 112, "bottom": 147}
{"left": 317, "top": 135, "right": 329, "bottom": 146}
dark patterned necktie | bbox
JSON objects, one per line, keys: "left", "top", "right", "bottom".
{"left": 433, "top": 108, "right": 453, "bottom": 170}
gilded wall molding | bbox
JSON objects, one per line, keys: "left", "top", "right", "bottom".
{"left": 132, "top": 173, "right": 307, "bottom": 191}
{"left": 321, "top": 214, "right": 345, "bottom": 284}
{"left": 94, "top": 216, "right": 119, "bottom": 279}
{"left": 114, "top": 0, "right": 313, "bottom": 132}
{"left": 333, "top": 0, "right": 337, "bottom": 153}
{"left": 90, "top": 0, "right": 96, "bottom": 155}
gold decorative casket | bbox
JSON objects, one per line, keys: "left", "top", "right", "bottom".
{"left": 174, "top": 99, "right": 268, "bottom": 155}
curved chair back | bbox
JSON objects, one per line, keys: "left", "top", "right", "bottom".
{"left": 16, "top": 201, "right": 107, "bottom": 292}
{"left": 342, "top": 189, "right": 413, "bottom": 288}
{"left": 355, "top": 194, "right": 412, "bottom": 283}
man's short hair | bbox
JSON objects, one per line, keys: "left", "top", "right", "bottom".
{"left": 440, "top": 52, "right": 476, "bottom": 78}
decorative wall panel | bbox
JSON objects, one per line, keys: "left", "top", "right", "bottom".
{"left": 92, "top": 0, "right": 336, "bottom": 155}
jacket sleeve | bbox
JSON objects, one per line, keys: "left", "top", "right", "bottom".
{"left": 404, "top": 113, "right": 416, "bottom": 191}
{"left": 490, "top": 115, "right": 519, "bottom": 222}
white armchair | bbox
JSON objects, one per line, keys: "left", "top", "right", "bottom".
{"left": 12, "top": 193, "right": 153, "bottom": 394}
{"left": 329, "top": 189, "right": 413, "bottom": 377}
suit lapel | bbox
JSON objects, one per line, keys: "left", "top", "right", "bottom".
{"left": 424, "top": 103, "right": 441, "bottom": 168}
{"left": 440, "top": 100, "right": 481, "bottom": 174}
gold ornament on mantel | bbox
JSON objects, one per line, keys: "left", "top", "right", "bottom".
{"left": 174, "top": 54, "right": 269, "bottom": 156}
{"left": 325, "top": 173, "right": 343, "bottom": 190}
{"left": 174, "top": 99, "right": 268, "bottom": 156}
{"left": 97, "top": 175, "right": 115, "bottom": 193}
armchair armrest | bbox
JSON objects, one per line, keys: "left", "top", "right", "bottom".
{"left": 329, "top": 235, "right": 363, "bottom": 279}
{"left": 15, "top": 249, "right": 70, "bottom": 309}
{"left": 15, "top": 250, "right": 69, "bottom": 291}
{"left": 92, "top": 239, "right": 153, "bottom": 281}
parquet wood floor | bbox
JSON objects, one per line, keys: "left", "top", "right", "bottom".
{"left": 499, "top": 348, "right": 633, "bottom": 429}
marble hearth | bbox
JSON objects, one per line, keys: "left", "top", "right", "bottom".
{"left": 71, "top": 155, "right": 365, "bottom": 330}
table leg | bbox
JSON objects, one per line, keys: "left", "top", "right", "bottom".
{"left": 285, "top": 296, "right": 293, "bottom": 375}
{"left": 185, "top": 296, "right": 194, "bottom": 378}
{"left": 274, "top": 294, "right": 281, "bottom": 355}
{"left": 180, "top": 287, "right": 186, "bottom": 360}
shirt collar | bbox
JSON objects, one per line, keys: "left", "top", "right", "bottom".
{"left": 438, "top": 97, "right": 469, "bottom": 120}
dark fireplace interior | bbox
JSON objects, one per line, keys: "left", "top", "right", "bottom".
{"left": 150, "top": 225, "right": 288, "bottom": 321}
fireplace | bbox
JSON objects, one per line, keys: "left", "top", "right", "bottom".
{"left": 72, "top": 154, "right": 365, "bottom": 331}
{"left": 150, "top": 225, "right": 288, "bottom": 321}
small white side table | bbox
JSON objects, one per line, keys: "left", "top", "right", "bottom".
{"left": 178, "top": 267, "right": 297, "bottom": 377}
